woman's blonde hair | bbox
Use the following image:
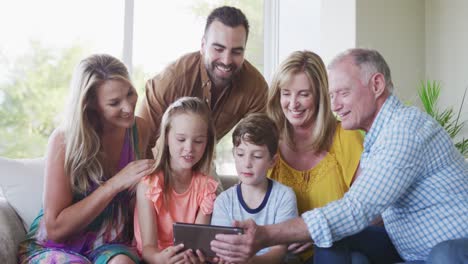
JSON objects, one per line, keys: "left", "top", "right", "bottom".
{"left": 267, "top": 50, "right": 337, "bottom": 152}
{"left": 62, "top": 54, "right": 135, "bottom": 194}
{"left": 150, "top": 97, "right": 216, "bottom": 197}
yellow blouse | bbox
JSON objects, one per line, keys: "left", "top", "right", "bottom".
{"left": 269, "top": 123, "right": 363, "bottom": 215}
{"left": 268, "top": 123, "right": 363, "bottom": 260}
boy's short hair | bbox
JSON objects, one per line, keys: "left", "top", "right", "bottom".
{"left": 232, "top": 113, "right": 279, "bottom": 157}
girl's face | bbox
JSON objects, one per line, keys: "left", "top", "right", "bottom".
{"left": 168, "top": 112, "right": 208, "bottom": 172}
{"left": 280, "top": 72, "right": 316, "bottom": 129}
{"left": 94, "top": 79, "right": 137, "bottom": 130}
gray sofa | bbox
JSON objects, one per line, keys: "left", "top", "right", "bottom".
{"left": 0, "top": 157, "right": 238, "bottom": 264}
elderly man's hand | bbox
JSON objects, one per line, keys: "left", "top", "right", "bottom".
{"left": 210, "top": 219, "right": 264, "bottom": 263}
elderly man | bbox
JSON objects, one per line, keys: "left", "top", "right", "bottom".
{"left": 211, "top": 48, "right": 468, "bottom": 263}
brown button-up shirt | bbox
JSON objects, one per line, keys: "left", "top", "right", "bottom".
{"left": 138, "top": 51, "right": 269, "bottom": 157}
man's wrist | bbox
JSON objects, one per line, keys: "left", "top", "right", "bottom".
{"left": 257, "top": 224, "right": 272, "bottom": 249}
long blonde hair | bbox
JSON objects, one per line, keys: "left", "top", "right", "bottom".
{"left": 150, "top": 97, "right": 216, "bottom": 197}
{"left": 267, "top": 50, "right": 336, "bottom": 152}
{"left": 62, "top": 54, "right": 135, "bottom": 194}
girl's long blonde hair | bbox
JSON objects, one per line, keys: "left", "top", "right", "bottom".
{"left": 150, "top": 97, "right": 216, "bottom": 198}
{"left": 62, "top": 54, "right": 135, "bottom": 194}
{"left": 267, "top": 50, "right": 337, "bottom": 152}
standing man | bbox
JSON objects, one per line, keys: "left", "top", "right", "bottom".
{"left": 138, "top": 6, "right": 268, "bottom": 166}
{"left": 210, "top": 48, "right": 468, "bottom": 263}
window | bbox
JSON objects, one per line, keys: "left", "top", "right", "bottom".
{"left": 0, "top": 0, "right": 264, "bottom": 177}
{"left": 0, "top": 0, "right": 124, "bottom": 158}
{"left": 133, "top": 0, "right": 264, "bottom": 175}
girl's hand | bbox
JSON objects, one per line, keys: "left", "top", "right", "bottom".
{"left": 288, "top": 242, "right": 313, "bottom": 254}
{"left": 154, "top": 244, "right": 186, "bottom": 264}
{"left": 184, "top": 249, "right": 207, "bottom": 264}
{"left": 108, "top": 159, "right": 154, "bottom": 192}
{"left": 211, "top": 257, "right": 227, "bottom": 264}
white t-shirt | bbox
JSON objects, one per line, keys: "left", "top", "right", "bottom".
{"left": 211, "top": 179, "right": 298, "bottom": 255}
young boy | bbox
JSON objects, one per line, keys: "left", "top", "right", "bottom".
{"left": 211, "top": 113, "right": 298, "bottom": 263}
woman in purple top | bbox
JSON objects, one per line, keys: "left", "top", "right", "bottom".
{"left": 18, "top": 54, "right": 154, "bottom": 264}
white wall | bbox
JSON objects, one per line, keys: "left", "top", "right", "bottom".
{"left": 269, "top": 0, "right": 468, "bottom": 140}
{"left": 278, "top": 0, "right": 321, "bottom": 62}
{"left": 320, "top": 0, "right": 356, "bottom": 65}
{"left": 266, "top": 0, "right": 355, "bottom": 82}
{"left": 264, "top": 0, "right": 322, "bottom": 83}
{"left": 426, "top": 0, "right": 468, "bottom": 139}
{"left": 356, "top": 0, "right": 426, "bottom": 103}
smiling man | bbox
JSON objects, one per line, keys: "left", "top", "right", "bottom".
{"left": 138, "top": 6, "right": 268, "bottom": 174}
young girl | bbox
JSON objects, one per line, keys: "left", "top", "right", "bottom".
{"left": 135, "top": 97, "right": 218, "bottom": 264}
{"left": 18, "top": 54, "right": 154, "bottom": 263}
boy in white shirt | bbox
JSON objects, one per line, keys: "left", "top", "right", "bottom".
{"left": 211, "top": 113, "right": 298, "bottom": 264}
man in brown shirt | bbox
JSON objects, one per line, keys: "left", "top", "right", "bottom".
{"left": 138, "top": 6, "right": 268, "bottom": 161}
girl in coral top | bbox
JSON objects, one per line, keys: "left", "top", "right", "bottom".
{"left": 134, "top": 97, "right": 218, "bottom": 264}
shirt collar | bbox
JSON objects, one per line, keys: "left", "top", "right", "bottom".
{"left": 364, "top": 94, "right": 402, "bottom": 150}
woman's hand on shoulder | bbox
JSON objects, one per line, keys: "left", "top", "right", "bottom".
{"left": 108, "top": 159, "right": 155, "bottom": 193}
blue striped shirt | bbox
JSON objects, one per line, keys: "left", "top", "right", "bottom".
{"left": 302, "top": 95, "right": 468, "bottom": 261}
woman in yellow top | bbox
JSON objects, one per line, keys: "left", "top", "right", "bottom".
{"left": 267, "top": 50, "right": 364, "bottom": 263}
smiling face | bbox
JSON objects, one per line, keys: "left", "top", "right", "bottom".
{"left": 280, "top": 72, "right": 316, "bottom": 129}
{"left": 233, "top": 138, "right": 276, "bottom": 186}
{"left": 201, "top": 20, "right": 247, "bottom": 89}
{"left": 328, "top": 58, "right": 379, "bottom": 132}
{"left": 94, "top": 79, "right": 137, "bottom": 130}
{"left": 167, "top": 112, "right": 208, "bottom": 173}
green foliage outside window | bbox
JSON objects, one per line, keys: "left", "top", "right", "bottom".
{"left": 0, "top": 42, "right": 86, "bottom": 158}
{"left": 0, "top": 43, "right": 149, "bottom": 159}
{"left": 0, "top": 1, "right": 263, "bottom": 163}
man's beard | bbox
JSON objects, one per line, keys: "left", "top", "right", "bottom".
{"left": 206, "top": 61, "right": 240, "bottom": 89}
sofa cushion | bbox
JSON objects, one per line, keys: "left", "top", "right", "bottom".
{"left": 0, "top": 157, "right": 44, "bottom": 230}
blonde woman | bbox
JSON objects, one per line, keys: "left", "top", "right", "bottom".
{"left": 267, "top": 50, "right": 364, "bottom": 263}
{"left": 18, "top": 54, "right": 154, "bottom": 264}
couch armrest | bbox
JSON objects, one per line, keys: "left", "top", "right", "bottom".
{"left": 0, "top": 198, "right": 26, "bottom": 264}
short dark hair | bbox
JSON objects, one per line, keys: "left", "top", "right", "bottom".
{"left": 232, "top": 113, "right": 279, "bottom": 158}
{"left": 205, "top": 6, "right": 250, "bottom": 40}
